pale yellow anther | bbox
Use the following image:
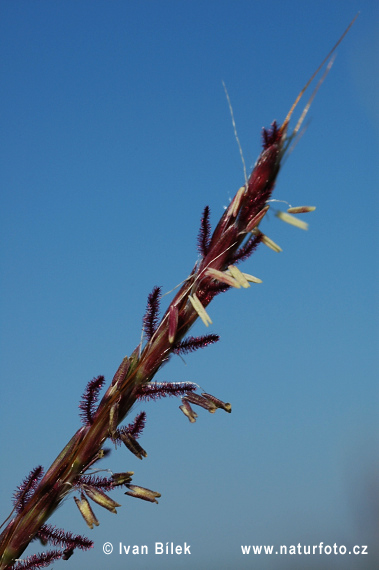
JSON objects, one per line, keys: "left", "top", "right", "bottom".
{"left": 287, "top": 206, "right": 316, "bottom": 214}
{"left": 179, "top": 400, "right": 198, "bottom": 423}
{"left": 205, "top": 267, "right": 241, "bottom": 288}
{"left": 276, "top": 211, "right": 309, "bottom": 230}
{"left": 112, "top": 472, "right": 134, "bottom": 485}
{"left": 109, "top": 397, "right": 120, "bottom": 438}
{"left": 189, "top": 293, "right": 212, "bottom": 326}
{"left": 74, "top": 495, "right": 99, "bottom": 529}
{"left": 83, "top": 485, "right": 121, "bottom": 514}
{"left": 227, "top": 265, "right": 250, "bottom": 288}
{"left": 125, "top": 485, "right": 161, "bottom": 503}
{"left": 260, "top": 233, "right": 282, "bottom": 252}
{"left": 230, "top": 186, "right": 245, "bottom": 217}
{"left": 239, "top": 272, "right": 262, "bottom": 284}
{"left": 245, "top": 205, "right": 270, "bottom": 232}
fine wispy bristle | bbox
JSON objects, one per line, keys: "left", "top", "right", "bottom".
{"left": 197, "top": 205, "right": 211, "bottom": 257}
{"left": 13, "top": 466, "right": 44, "bottom": 513}
{"left": 79, "top": 375, "right": 106, "bottom": 426}
{"left": 279, "top": 14, "right": 358, "bottom": 137}
{"left": 143, "top": 286, "right": 161, "bottom": 341}
{"left": 173, "top": 334, "right": 220, "bottom": 355}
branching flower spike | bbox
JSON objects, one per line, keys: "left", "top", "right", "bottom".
{"left": 0, "top": 16, "right": 357, "bottom": 570}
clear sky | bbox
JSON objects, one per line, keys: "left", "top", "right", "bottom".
{"left": 0, "top": 2, "right": 378, "bottom": 569}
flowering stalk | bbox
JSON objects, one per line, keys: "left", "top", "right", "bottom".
{"left": 0, "top": 17, "right": 357, "bottom": 570}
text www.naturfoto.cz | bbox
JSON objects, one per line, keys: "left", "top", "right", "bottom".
{"left": 241, "top": 543, "right": 368, "bottom": 556}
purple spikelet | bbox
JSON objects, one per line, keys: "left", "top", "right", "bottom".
{"left": 173, "top": 334, "right": 220, "bottom": 355}
{"left": 74, "top": 475, "right": 115, "bottom": 492}
{"left": 13, "top": 466, "right": 44, "bottom": 513}
{"left": 262, "top": 120, "right": 281, "bottom": 149}
{"left": 136, "top": 382, "right": 197, "bottom": 401}
{"left": 36, "top": 524, "right": 93, "bottom": 551}
{"left": 125, "top": 411, "right": 146, "bottom": 438}
{"left": 198, "top": 282, "right": 230, "bottom": 305}
{"left": 79, "top": 375, "right": 105, "bottom": 425}
{"left": 13, "top": 550, "right": 63, "bottom": 570}
{"left": 111, "top": 412, "right": 146, "bottom": 450}
{"left": 143, "top": 286, "right": 161, "bottom": 341}
{"left": 197, "top": 205, "right": 211, "bottom": 256}
{"left": 229, "top": 234, "right": 262, "bottom": 264}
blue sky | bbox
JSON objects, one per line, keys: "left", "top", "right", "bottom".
{"left": 0, "top": 2, "right": 378, "bottom": 569}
